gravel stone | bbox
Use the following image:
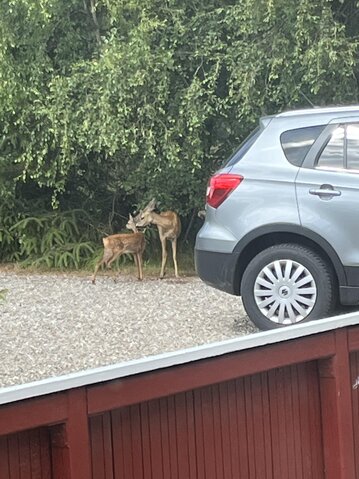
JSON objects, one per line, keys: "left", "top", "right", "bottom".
{"left": 0, "top": 272, "right": 256, "bottom": 388}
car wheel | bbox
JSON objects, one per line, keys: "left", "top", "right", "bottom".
{"left": 241, "top": 244, "right": 336, "bottom": 330}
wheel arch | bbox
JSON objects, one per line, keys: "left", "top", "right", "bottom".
{"left": 233, "top": 224, "right": 345, "bottom": 295}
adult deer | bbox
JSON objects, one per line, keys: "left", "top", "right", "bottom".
{"left": 91, "top": 214, "right": 145, "bottom": 284}
{"left": 135, "top": 199, "right": 181, "bottom": 279}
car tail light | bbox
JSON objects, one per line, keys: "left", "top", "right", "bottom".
{"left": 206, "top": 173, "right": 243, "bottom": 208}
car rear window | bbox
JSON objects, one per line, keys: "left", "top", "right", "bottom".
{"left": 224, "top": 126, "right": 262, "bottom": 167}
{"left": 280, "top": 125, "right": 325, "bottom": 167}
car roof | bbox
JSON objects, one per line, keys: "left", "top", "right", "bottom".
{"left": 275, "top": 105, "right": 359, "bottom": 118}
{"left": 260, "top": 105, "right": 359, "bottom": 130}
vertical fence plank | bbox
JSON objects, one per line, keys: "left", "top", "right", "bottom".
{"left": 111, "top": 409, "right": 124, "bottom": 479}
{"left": 244, "top": 375, "right": 256, "bottom": 478}
{"left": 121, "top": 406, "right": 136, "bottom": 479}
{"left": 185, "top": 391, "right": 197, "bottom": 479}
{"left": 89, "top": 415, "right": 106, "bottom": 479}
{"left": 129, "top": 404, "right": 144, "bottom": 479}
{"left": 350, "top": 352, "right": 359, "bottom": 478}
{"left": 167, "top": 395, "right": 179, "bottom": 479}
{"left": 140, "top": 402, "right": 153, "bottom": 479}
{"left": 174, "top": 393, "right": 190, "bottom": 479}
{"left": 290, "top": 365, "right": 303, "bottom": 479}
{"left": 159, "top": 398, "right": 171, "bottom": 479}
{"left": 234, "top": 378, "right": 249, "bottom": 478}
{"left": 50, "top": 424, "right": 70, "bottom": 479}
{"left": 148, "top": 399, "right": 164, "bottom": 479}
{"left": 218, "top": 382, "right": 233, "bottom": 479}
{"left": 259, "top": 372, "right": 273, "bottom": 479}
{"left": 29, "top": 429, "right": 42, "bottom": 479}
{"left": 306, "top": 363, "right": 325, "bottom": 479}
{"left": 0, "top": 436, "right": 10, "bottom": 479}
{"left": 319, "top": 329, "right": 356, "bottom": 479}
{"left": 250, "top": 374, "right": 267, "bottom": 479}
{"left": 66, "top": 388, "right": 92, "bottom": 479}
{"left": 201, "top": 386, "right": 217, "bottom": 479}
{"left": 211, "top": 385, "right": 224, "bottom": 479}
{"left": 193, "top": 388, "right": 205, "bottom": 479}
{"left": 8, "top": 434, "right": 20, "bottom": 479}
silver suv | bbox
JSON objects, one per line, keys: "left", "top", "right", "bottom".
{"left": 195, "top": 106, "right": 359, "bottom": 330}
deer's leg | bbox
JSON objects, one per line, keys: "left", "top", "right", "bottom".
{"left": 137, "top": 253, "right": 143, "bottom": 280}
{"left": 133, "top": 254, "right": 141, "bottom": 280}
{"left": 159, "top": 237, "right": 168, "bottom": 279}
{"left": 92, "top": 250, "right": 113, "bottom": 284}
{"left": 171, "top": 238, "right": 179, "bottom": 278}
{"left": 92, "top": 259, "right": 104, "bottom": 284}
{"left": 107, "top": 252, "right": 122, "bottom": 282}
{"left": 138, "top": 253, "right": 143, "bottom": 281}
{"left": 107, "top": 252, "right": 121, "bottom": 268}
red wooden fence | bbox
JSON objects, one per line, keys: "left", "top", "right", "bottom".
{"left": 1, "top": 315, "right": 359, "bottom": 478}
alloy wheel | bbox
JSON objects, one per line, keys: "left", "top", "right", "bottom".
{"left": 253, "top": 259, "right": 317, "bottom": 324}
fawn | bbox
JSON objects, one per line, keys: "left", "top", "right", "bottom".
{"left": 91, "top": 214, "right": 145, "bottom": 284}
{"left": 135, "top": 199, "right": 181, "bottom": 279}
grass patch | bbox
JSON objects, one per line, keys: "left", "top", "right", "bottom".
{"left": 0, "top": 250, "right": 197, "bottom": 278}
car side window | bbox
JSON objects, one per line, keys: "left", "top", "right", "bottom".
{"left": 317, "top": 126, "right": 345, "bottom": 170}
{"left": 280, "top": 125, "right": 325, "bottom": 167}
{"left": 316, "top": 123, "right": 359, "bottom": 172}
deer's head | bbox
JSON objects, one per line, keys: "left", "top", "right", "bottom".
{"left": 135, "top": 199, "right": 156, "bottom": 227}
{"left": 126, "top": 214, "right": 138, "bottom": 233}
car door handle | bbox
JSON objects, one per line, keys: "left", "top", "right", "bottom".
{"left": 309, "top": 188, "right": 341, "bottom": 197}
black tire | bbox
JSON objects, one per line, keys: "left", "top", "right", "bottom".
{"left": 241, "top": 243, "right": 336, "bottom": 330}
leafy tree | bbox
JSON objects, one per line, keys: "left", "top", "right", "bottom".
{"left": 0, "top": 0, "right": 358, "bottom": 264}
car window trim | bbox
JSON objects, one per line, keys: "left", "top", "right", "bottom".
{"left": 304, "top": 121, "right": 359, "bottom": 174}
{"left": 301, "top": 123, "right": 338, "bottom": 169}
{"left": 343, "top": 125, "right": 348, "bottom": 169}
{"left": 315, "top": 124, "right": 345, "bottom": 170}
{"left": 344, "top": 122, "right": 359, "bottom": 171}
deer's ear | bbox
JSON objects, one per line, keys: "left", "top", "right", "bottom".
{"left": 134, "top": 210, "right": 142, "bottom": 221}
{"left": 143, "top": 199, "right": 153, "bottom": 212}
{"left": 147, "top": 198, "right": 156, "bottom": 211}
{"left": 129, "top": 213, "right": 133, "bottom": 220}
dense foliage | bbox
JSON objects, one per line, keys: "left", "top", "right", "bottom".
{"left": 0, "top": 0, "right": 358, "bottom": 266}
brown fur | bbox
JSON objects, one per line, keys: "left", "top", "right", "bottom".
{"left": 135, "top": 200, "right": 181, "bottom": 278}
{"left": 92, "top": 215, "right": 145, "bottom": 284}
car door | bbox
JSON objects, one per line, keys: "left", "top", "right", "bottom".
{"left": 295, "top": 118, "right": 359, "bottom": 268}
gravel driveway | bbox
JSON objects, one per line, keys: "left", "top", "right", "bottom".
{"left": 0, "top": 272, "right": 256, "bottom": 388}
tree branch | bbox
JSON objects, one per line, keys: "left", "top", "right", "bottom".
{"left": 84, "top": 0, "right": 101, "bottom": 45}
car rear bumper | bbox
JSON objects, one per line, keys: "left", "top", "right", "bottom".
{"left": 194, "top": 248, "right": 239, "bottom": 295}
